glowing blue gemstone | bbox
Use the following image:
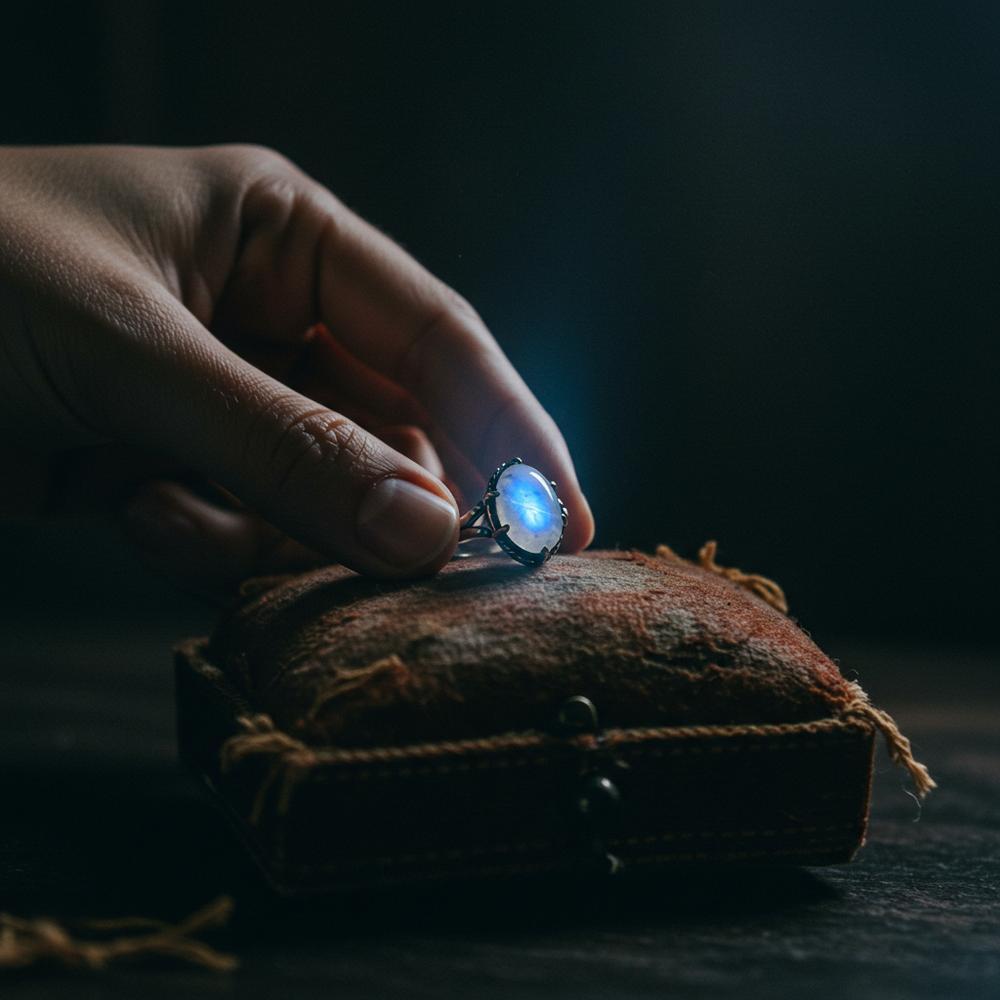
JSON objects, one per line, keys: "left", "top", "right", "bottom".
{"left": 494, "top": 463, "right": 563, "bottom": 556}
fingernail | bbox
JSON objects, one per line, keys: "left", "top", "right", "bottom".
{"left": 357, "top": 477, "right": 457, "bottom": 571}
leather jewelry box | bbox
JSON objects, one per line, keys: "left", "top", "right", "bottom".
{"left": 175, "top": 545, "right": 932, "bottom": 895}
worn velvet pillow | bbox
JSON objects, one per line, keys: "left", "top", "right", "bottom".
{"left": 175, "top": 545, "right": 932, "bottom": 895}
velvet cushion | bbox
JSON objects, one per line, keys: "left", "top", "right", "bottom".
{"left": 207, "top": 549, "right": 852, "bottom": 747}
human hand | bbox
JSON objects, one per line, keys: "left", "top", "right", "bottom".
{"left": 0, "top": 145, "right": 593, "bottom": 591}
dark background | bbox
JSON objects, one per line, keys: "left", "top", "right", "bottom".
{"left": 2, "top": 1, "right": 997, "bottom": 643}
{"left": 1, "top": 8, "right": 998, "bottom": 997}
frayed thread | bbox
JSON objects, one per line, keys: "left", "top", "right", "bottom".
{"left": 0, "top": 896, "right": 237, "bottom": 973}
{"left": 303, "top": 655, "right": 409, "bottom": 725}
{"left": 221, "top": 657, "right": 411, "bottom": 821}
{"left": 219, "top": 686, "right": 936, "bottom": 826}
{"left": 221, "top": 714, "right": 316, "bottom": 822}
{"left": 841, "top": 681, "right": 937, "bottom": 799}
{"left": 654, "top": 543, "right": 933, "bottom": 797}
{"left": 656, "top": 540, "right": 789, "bottom": 614}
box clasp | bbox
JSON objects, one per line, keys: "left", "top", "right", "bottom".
{"left": 551, "top": 694, "right": 627, "bottom": 876}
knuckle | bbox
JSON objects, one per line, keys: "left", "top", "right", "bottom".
{"left": 396, "top": 300, "right": 494, "bottom": 388}
{"left": 209, "top": 142, "right": 296, "bottom": 175}
{"left": 443, "top": 288, "right": 482, "bottom": 326}
{"left": 202, "top": 144, "right": 305, "bottom": 210}
{"left": 263, "top": 405, "right": 371, "bottom": 502}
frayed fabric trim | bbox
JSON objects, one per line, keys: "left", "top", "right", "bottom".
{"left": 220, "top": 683, "right": 934, "bottom": 826}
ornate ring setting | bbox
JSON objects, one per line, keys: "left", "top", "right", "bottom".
{"left": 458, "top": 457, "right": 568, "bottom": 566}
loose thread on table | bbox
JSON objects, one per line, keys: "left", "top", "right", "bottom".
{"left": 0, "top": 896, "right": 237, "bottom": 972}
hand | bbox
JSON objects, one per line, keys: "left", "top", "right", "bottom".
{"left": 0, "top": 145, "right": 593, "bottom": 591}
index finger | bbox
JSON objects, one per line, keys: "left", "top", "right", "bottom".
{"left": 310, "top": 192, "right": 595, "bottom": 551}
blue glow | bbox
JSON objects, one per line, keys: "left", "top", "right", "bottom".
{"left": 506, "top": 470, "right": 557, "bottom": 531}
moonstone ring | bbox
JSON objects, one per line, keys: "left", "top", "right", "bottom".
{"left": 458, "top": 457, "right": 568, "bottom": 566}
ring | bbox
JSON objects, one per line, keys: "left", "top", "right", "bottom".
{"left": 458, "top": 457, "right": 568, "bottom": 566}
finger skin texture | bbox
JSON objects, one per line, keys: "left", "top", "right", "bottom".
{"left": 0, "top": 144, "right": 594, "bottom": 580}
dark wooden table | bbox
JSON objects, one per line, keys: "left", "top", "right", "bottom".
{"left": 1, "top": 531, "right": 997, "bottom": 998}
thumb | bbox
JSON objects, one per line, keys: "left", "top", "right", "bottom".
{"left": 95, "top": 306, "right": 459, "bottom": 578}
